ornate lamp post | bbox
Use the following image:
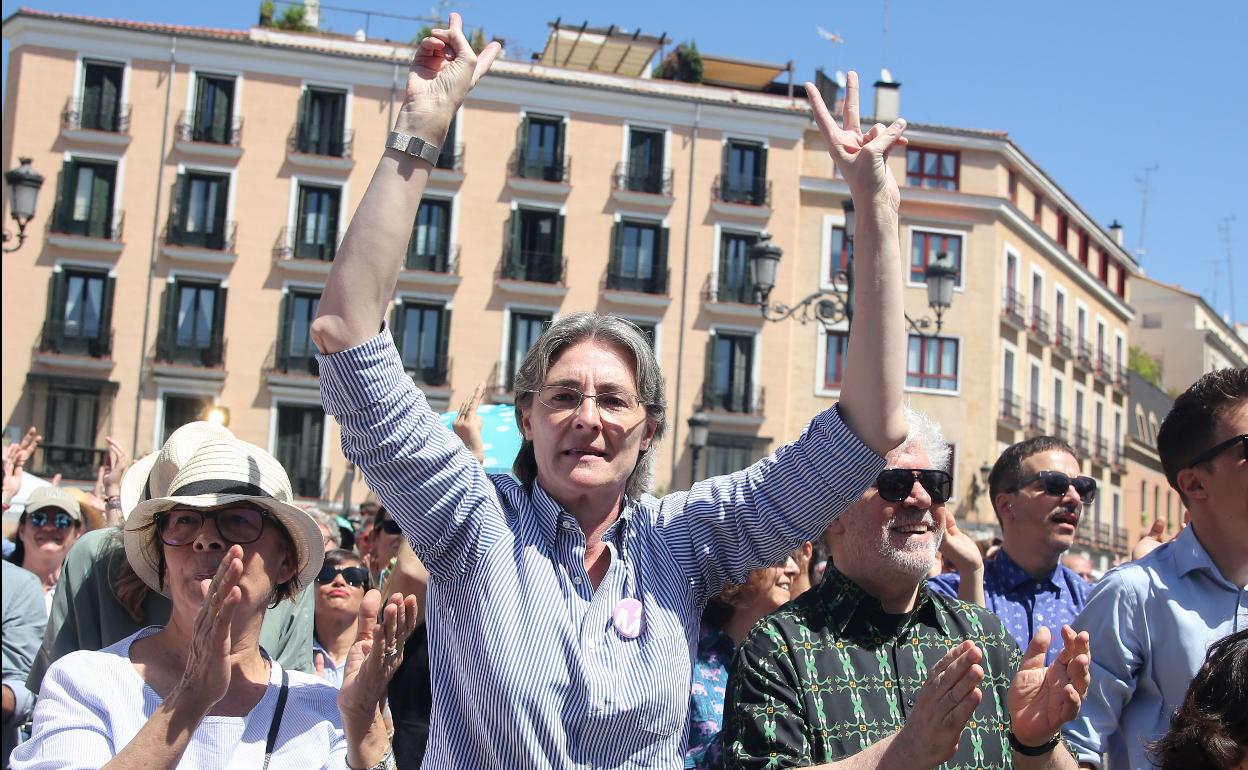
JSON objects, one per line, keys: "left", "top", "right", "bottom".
{"left": 3, "top": 157, "right": 45, "bottom": 253}
{"left": 687, "top": 411, "right": 710, "bottom": 487}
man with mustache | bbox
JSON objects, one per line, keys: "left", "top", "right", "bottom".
{"left": 725, "top": 412, "right": 1092, "bottom": 769}
{"left": 929, "top": 437, "right": 1094, "bottom": 665}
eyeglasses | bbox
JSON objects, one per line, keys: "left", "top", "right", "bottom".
{"left": 158, "top": 504, "right": 268, "bottom": 547}
{"left": 316, "top": 565, "right": 370, "bottom": 589}
{"left": 526, "top": 385, "right": 646, "bottom": 418}
{"left": 874, "top": 469, "right": 953, "bottom": 504}
{"left": 377, "top": 519, "right": 403, "bottom": 536}
{"left": 1186, "top": 434, "right": 1248, "bottom": 469}
{"left": 29, "top": 510, "right": 75, "bottom": 530}
{"left": 1014, "top": 471, "right": 1098, "bottom": 503}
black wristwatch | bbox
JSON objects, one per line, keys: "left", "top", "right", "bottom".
{"left": 1008, "top": 729, "right": 1061, "bottom": 756}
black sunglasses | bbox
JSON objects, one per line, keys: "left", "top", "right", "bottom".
{"left": 874, "top": 469, "right": 953, "bottom": 504}
{"left": 29, "top": 510, "right": 75, "bottom": 530}
{"left": 316, "top": 565, "right": 370, "bottom": 588}
{"left": 1186, "top": 434, "right": 1248, "bottom": 469}
{"left": 157, "top": 504, "right": 268, "bottom": 547}
{"left": 1014, "top": 471, "right": 1097, "bottom": 503}
{"left": 377, "top": 519, "right": 403, "bottom": 535}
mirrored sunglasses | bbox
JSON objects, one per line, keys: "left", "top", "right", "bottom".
{"left": 316, "top": 565, "right": 370, "bottom": 588}
{"left": 874, "top": 469, "right": 953, "bottom": 504}
{"left": 1016, "top": 471, "right": 1097, "bottom": 503}
{"left": 29, "top": 510, "right": 75, "bottom": 530}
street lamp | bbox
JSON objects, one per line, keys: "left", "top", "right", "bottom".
{"left": 748, "top": 197, "right": 955, "bottom": 335}
{"left": 687, "top": 411, "right": 710, "bottom": 487}
{"left": 3, "top": 157, "right": 45, "bottom": 253}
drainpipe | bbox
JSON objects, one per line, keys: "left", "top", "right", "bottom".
{"left": 669, "top": 102, "right": 701, "bottom": 488}
{"left": 130, "top": 35, "right": 177, "bottom": 458}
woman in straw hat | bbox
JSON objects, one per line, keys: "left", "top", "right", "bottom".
{"left": 13, "top": 436, "right": 415, "bottom": 770}
{"left": 310, "top": 11, "right": 909, "bottom": 768}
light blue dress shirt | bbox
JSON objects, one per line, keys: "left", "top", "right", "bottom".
{"left": 1063, "top": 524, "right": 1248, "bottom": 769}
{"left": 317, "top": 327, "right": 885, "bottom": 769}
{"left": 3, "top": 561, "right": 47, "bottom": 767}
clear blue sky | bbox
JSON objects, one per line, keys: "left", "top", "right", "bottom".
{"left": 5, "top": 0, "right": 1246, "bottom": 324}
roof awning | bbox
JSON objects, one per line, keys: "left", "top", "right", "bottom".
{"left": 700, "top": 53, "right": 789, "bottom": 90}
{"left": 538, "top": 20, "right": 666, "bottom": 77}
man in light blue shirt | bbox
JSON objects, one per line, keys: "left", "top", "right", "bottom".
{"left": 2, "top": 560, "right": 47, "bottom": 767}
{"left": 1064, "top": 368, "right": 1248, "bottom": 769}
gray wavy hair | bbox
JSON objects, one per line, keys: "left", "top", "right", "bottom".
{"left": 512, "top": 312, "right": 668, "bottom": 498}
{"left": 891, "top": 406, "right": 952, "bottom": 471}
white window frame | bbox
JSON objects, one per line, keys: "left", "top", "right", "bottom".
{"left": 906, "top": 224, "right": 969, "bottom": 290}
{"left": 815, "top": 322, "right": 852, "bottom": 397}
{"left": 903, "top": 332, "right": 963, "bottom": 397}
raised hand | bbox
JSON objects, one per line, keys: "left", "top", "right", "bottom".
{"left": 896, "top": 640, "right": 985, "bottom": 769}
{"left": 399, "top": 12, "right": 502, "bottom": 139}
{"left": 102, "top": 437, "right": 130, "bottom": 495}
{"left": 453, "top": 381, "right": 488, "bottom": 464}
{"left": 2, "top": 427, "right": 42, "bottom": 506}
{"left": 1008, "top": 625, "right": 1092, "bottom": 747}
{"left": 338, "top": 591, "right": 420, "bottom": 729}
{"left": 939, "top": 508, "right": 984, "bottom": 574}
{"left": 168, "top": 545, "right": 245, "bottom": 714}
{"left": 1131, "top": 518, "right": 1166, "bottom": 561}
{"left": 804, "top": 71, "right": 908, "bottom": 212}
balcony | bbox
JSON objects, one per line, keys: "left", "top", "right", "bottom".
{"left": 273, "top": 226, "right": 337, "bottom": 274}
{"left": 1115, "top": 365, "right": 1131, "bottom": 392}
{"left": 1112, "top": 442, "right": 1127, "bottom": 474}
{"left": 174, "top": 110, "right": 244, "bottom": 159}
{"left": 603, "top": 237, "right": 670, "bottom": 302}
{"left": 1001, "top": 288, "right": 1027, "bottom": 331}
{"left": 286, "top": 126, "right": 354, "bottom": 171}
{"left": 1026, "top": 404, "right": 1047, "bottom": 436}
{"left": 711, "top": 175, "right": 772, "bottom": 219}
{"left": 1095, "top": 352, "right": 1114, "bottom": 385}
{"left": 498, "top": 248, "right": 565, "bottom": 295}
{"left": 1028, "top": 306, "right": 1051, "bottom": 345}
{"left": 506, "top": 152, "right": 572, "bottom": 195}
{"left": 164, "top": 215, "right": 238, "bottom": 264}
{"left": 1053, "top": 324, "right": 1074, "bottom": 360}
{"left": 999, "top": 389, "right": 1024, "bottom": 430}
{"left": 36, "top": 443, "right": 106, "bottom": 481}
{"left": 155, "top": 332, "right": 226, "bottom": 370}
{"left": 1092, "top": 436, "right": 1110, "bottom": 466}
{"left": 37, "top": 320, "right": 113, "bottom": 361}
{"left": 611, "top": 162, "right": 674, "bottom": 206}
{"left": 428, "top": 143, "right": 466, "bottom": 187}
{"left": 60, "top": 98, "right": 131, "bottom": 145}
{"left": 1072, "top": 427, "right": 1089, "bottom": 455}
{"left": 1051, "top": 416, "right": 1069, "bottom": 442}
{"left": 48, "top": 206, "right": 126, "bottom": 254}
{"left": 1076, "top": 521, "right": 1116, "bottom": 552}
{"left": 700, "top": 381, "right": 766, "bottom": 418}
{"left": 403, "top": 353, "right": 451, "bottom": 389}
{"left": 1074, "top": 339, "right": 1095, "bottom": 374}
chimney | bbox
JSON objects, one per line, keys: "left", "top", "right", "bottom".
{"left": 1109, "top": 220, "right": 1123, "bottom": 246}
{"left": 303, "top": 0, "right": 320, "bottom": 29}
{"left": 813, "top": 68, "right": 844, "bottom": 114}
{"left": 874, "top": 68, "right": 900, "bottom": 123}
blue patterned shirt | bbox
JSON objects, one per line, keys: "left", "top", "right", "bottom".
{"left": 685, "top": 624, "right": 736, "bottom": 769}
{"left": 317, "top": 328, "right": 885, "bottom": 769}
{"left": 928, "top": 548, "right": 1090, "bottom": 664}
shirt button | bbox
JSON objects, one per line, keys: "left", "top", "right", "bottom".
{"left": 1037, "top": 613, "right": 1044, "bottom": 621}
{"left": 573, "top": 576, "right": 583, "bottom": 585}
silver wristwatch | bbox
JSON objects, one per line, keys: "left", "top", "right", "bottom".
{"left": 386, "top": 130, "right": 440, "bottom": 165}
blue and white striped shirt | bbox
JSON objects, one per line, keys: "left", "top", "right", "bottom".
{"left": 318, "top": 328, "right": 885, "bottom": 769}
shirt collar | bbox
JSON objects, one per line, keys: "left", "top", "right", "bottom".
{"left": 992, "top": 547, "right": 1060, "bottom": 590}
{"left": 816, "top": 567, "right": 949, "bottom": 638}
{"left": 1172, "top": 524, "right": 1227, "bottom": 581}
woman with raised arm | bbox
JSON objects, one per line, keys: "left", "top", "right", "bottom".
{"left": 311, "top": 13, "right": 909, "bottom": 766}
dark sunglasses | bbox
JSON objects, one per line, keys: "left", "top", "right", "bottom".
{"left": 316, "top": 565, "right": 370, "bottom": 588}
{"left": 377, "top": 519, "right": 403, "bottom": 535}
{"left": 1186, "top": 434, "right": 1248, "bottom": 469}
{"left": 29, "top": 510, "right": 75, "bottom": 530}
{"left": 1015, "top": 471, "right": 1097, "bottom": 503}
{"left": 157, "top": 504, "right": 268, "bottom": 547}
{"left": 874, "top": 469, "right": 953, "bottom": 504}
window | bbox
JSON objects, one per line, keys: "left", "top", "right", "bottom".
{"left": 1057, "top": 211, "right": 1069, "bottom": 248}
{"left": 190, "top": 74, "right": 236, "bottom": 144}
{"left": 504, "top": 208, "right": 564, "bottom": 283}
{"left": 608, "top": 220, "right": 668, "bottom": 294}
{"left": 1116, "top": 266, "right": 1127, "bottom": 299}
{"left": 1077, "top": 306, "right": 1088, "bottom": 345}
{"left": 275, "top": 290, "right": 321, "bottom": 375}
{"left": 38, "top": 378, "right": 107, "bottom": 480}
{"left": 406, "top": 198, "right": 452, "bottom": 271}
{"left": 78, "top": 60, "right": 124, "bottom": 132}
{"left": 1007, "top": 169, "right": 1017, "bottom": 204}
{"left": 1135, "top": 407, "right": 1148, "bottom": 445}
{"left": 52, "top": 158, "right": 118, "bottom": 238}
{"left": 704, "top": 333, "right": 757, "bottom": 413}
{"left": 626, "top": 320, "right": 658, "bottom": 350}
{"left": 1078, "top": 230, "right": 1089, "bottom": 266}
{"left": 295, "top": 184, "right": 341, "bottom": 261}
{"left": 296, "top": 87, "right": 348, "bottom": 156}
{"left": 435, "top": 115, "right": 460, "bottom": 170}
{"left": 624, "top": 127, "right": 666, "bottom": 193}
{"left": 275, "top": 404, "right": 325, "bottom": 499}
{"left": 41, "top": 267, "right": 114, "bottom": 357}
{"left": 393, "top": 302, "right": 450, "bottom": 386}
{"left": 716, "top": 231, "right": 759, "bottom": 304}
{"left": 1053, "top": 376, "right": 1066, "bottom": 435}
{"left": 170, "top": 171, "right": 230, "bottom": 249}
{"left": 1029, "top": 362, "right": 1043, "bottom": 411}
{"left": 161, "top": 395, "right": 210, "bottom": 445}
{"left": 506, "top": 312, "right": 551, "bottom": 391}
{"left": 824, "top": 331, "right": 849, "bottom": 390}
{"left": 516, "top": 113, "right": 566, "bottom": 181}
{"left": 157, "top": 279, "right": 226, "bottom": 366}
{"left": 905, "top": 147, "right": 958, "bottom": 190}
{"left": 720, "top": 140, "right": 768, "bottom": 205}
{"left": 828, "top": 224, "right": 851, "bottom": 280}
{"left": 907, "top": 335, "right": 959, "bottom": 391}
{"left": 702, "top": 433, "right": 769, "bottom": 480}
{"left": 1098, "top": 251, "right": 1110, "bottom": 283}
{"left": 1033, "top": 192, "right": 1044, "bottom": 226}
{"left": 1139, "top": 480, "right": 1147, "bottom": 524}
{"left": 1141, "top": 312, "right": 1161, "bottom": 329}
{"left": 910, "top": 230, "right": 962, "bottom": 285}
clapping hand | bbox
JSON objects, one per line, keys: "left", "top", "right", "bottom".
{"left": 337, "top": 589, "right": 419, "bottom": 730}
{"left": 1007, "top": 625, "right": 1092, "bottom": 747}
{"left": 399, "top": 13, "right": 501, "bottom": 141}
{"left": 896, "top": 640, "right": 985, "bottom": 769}
{"left": 453, "top": 381, "right": 488, "bottom": 464}
{"left": 168, "top": 545, "right": 245, "bottom": 714}
{"left": 804, "top": 71, "right": 908, "bottom": 213}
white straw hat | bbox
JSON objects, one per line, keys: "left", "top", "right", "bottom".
{"left": 119, "top": 421, "right": 236, "bottom": 518}
{"left": 123, "top": 436, "right": 325, "bottom": 597}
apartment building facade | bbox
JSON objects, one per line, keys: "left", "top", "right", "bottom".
{"left": 2, "top": 11, "right": 1139, "bottom": 555}
{"left": 1121, "top": 371, "right": 1182, "bottom": 551}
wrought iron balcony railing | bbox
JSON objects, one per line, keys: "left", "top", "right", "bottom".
{"left": 36, "top": 444, "right": 106, "bottom": 481}
{"left": 1002, "top": 288, "right": 1027, "bottom": 327}
{"left": 499, "top": 248, "right": 564, "bottom": 284}
{"left": 288, "top": 126, "right": 354, "bottom": 159}
{"left": 50, "top": 205, "right": 125, "bottom": 241}
{"left": 175, "top": 109, "right": 244, "bottom": 146}
{"left": 165, "top": 213, "right": 237, "bottom": 252}
{"left": 508, "top": 152, "right": 571, "bottom": 183}
{"left": 38, "top": 320, "right": 113, "bottom": 358}
{"left": 61, "top": 98, "right": 132, "bottom": 133}
{"left": 612, "top": 162, "right": 674, "bottom": 196}
{"left": 701, "top": 382, "right": 766, "bottom": 416}
{"left": 712, "top": 174, "right": 771, "bottom": 207}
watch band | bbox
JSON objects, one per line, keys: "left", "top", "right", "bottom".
{"left": 386, "top": 130, "right": 440, "bottom": 165}
{"left": 1008, "top": 729, "right": 1061, "bottom": 756}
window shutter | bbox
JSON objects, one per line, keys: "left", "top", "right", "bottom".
{"left": 330, "top": 92, "right": 346, "bottom": 156}
{"left": 212, "top": 175, "right": 229, "bottom": 245}
{"left": 81, "top": 65, "right": 101, "bottom": 128}
{"left": 212, "top": 78, "right": 234, "bottom": 143}
{"left": 435, "top": 308, "right": 452, "bottom": 385}
{"left": 170, "top": 173, "right": 186, "bottom": 240}
{"left": 755, "top": 145, "right": 768, "bottom": 202}
{"left": 437, "top": 202, "right": 451, "bottom": 262}
{"left": 45, "top": 272, "right": 66, "bottom": 348}
{"left": 516, "top": 116, "right": 529, "bottom": 169}
{"left": 298, "top": 89, "right": 312, "bottom": 151}
{"left": 295, "top": 186, "right": 310, "bottom": 257}
{"left": 554, "top": 119, "right": 566, "bottom": 179}
{"left": 657, "top": 225, "right": 670, "bottom": 275}
{"left": 721, "top": 141, "right": 730, "bottom": 179}
{"left": 554, "top": 213, "right": 565, "bottom": 281}
{"left": 507, "top": 209, "right": 521, "bottom": 269}
{"left": 210, "top": 286, "right": 228, "bottom": 365}
{"left": 157, "top": 284, "right": 175, "bottom": 360}
{"left": 99, "top": 66, "right": 120, "bottom": 131}
{"left": 608, "top": 220, "right": 622, "bottom": 284}
{"left": 390, "top": 303, "right": 404, "bottom": 356}
{"left": 325, "top": 190, "right": 341, "bottom": 259}
{"left": 275, "top": 292, "right": 292, "bottom": 370}
{"left": 53, "top": 166, "right": 69, "bottom": 232}
{"left": 99, "top": 275, "right": 115, "bottom": 354}
{"left": 89, "top": 164, "right": 115, "bottom": 238}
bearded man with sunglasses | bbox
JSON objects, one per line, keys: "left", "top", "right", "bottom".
{"left": 929, "top": 436, "right": 1096, "bottom": 666}
{"left": 1065, "top": 367, "right": 1248, "bottom": 770}
{"left": 725, "top": 411, "right": 1092, "bottom": 770}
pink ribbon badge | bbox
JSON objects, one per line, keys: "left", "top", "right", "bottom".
{"left": 612, "top": 597, "right": 644, "bottom": 639}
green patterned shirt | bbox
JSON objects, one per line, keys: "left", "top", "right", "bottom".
{"left": 724, "top": 568, "right": 1022, "bottom": 770}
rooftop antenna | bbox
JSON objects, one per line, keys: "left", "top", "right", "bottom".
{"left": 1134, "top": 164, "right": 1158, "bottom": 261}
{"left": 1218, "top": 216, "right": 1237, "bottom": 322}
{"left": 1206, "top": 258, "right": 1222, "bottom": 318}
{"left": 880, "top": 0, "right": 891, "bottom": 74}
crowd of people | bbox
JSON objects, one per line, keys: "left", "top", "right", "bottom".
{"left": 1, "top": 11, "right": 1245, "bottom": 770}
